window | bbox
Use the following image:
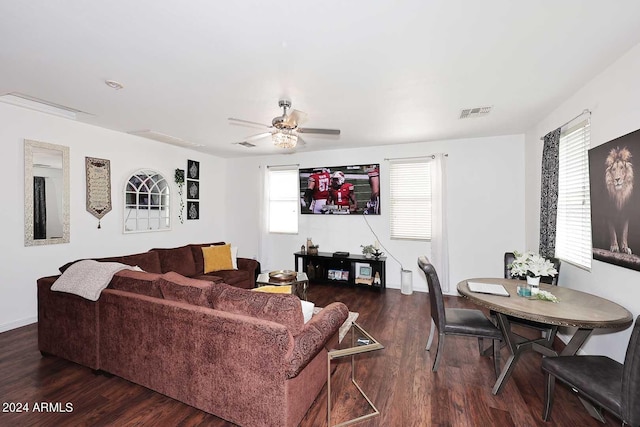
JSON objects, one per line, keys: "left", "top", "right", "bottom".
{"left": 555, "top": 120, "right": 591, "bottom": 269}
{"left": 267, "top": 167, "right": 299, "bottom": 233}
{"left": 389, "top": 160, "right": 432, "bottom": 240}
{"left": 124, "top": 169, "right": 171, "bottom": 233}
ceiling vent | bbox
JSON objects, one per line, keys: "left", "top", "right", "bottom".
{"left": 128, "top": 130, "right": 203, "bottom": 148}
{"left": 237, "top": 141, "right": 256, "bottom": 148}
{"left": 0, "top": 92, "right": 85, "bottom": 119}
{"left": 459, "top": 106, "right": 492, "bottom": 119}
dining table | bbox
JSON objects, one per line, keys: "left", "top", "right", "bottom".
{"left": 457, "top": 278, "right": 633, "bottom": 404}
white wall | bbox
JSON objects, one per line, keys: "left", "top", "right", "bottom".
{"left": 0, "top": 103, "right": 227, "bottom": 332}
{"left": 226, "top": 134, "right": 525, "bottom": 294}
{"left": 525, "top": 42, "right": 640, "bottom": 361}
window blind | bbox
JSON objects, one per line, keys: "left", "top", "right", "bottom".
{"left": 268, "top": 168, "right": 299, "bottom": 234}
{"left": 555, "top": 120, "right": 591, "bottom": 269}
{"left": 390, "top": 160, "right": 432, "bottom": 240}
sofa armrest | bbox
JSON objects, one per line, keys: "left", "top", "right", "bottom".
{"left": 237, "top": 258, "right": 259, "bottom": 287}
{"left": 285, "top": 302, "right": 349, "bottom": 378}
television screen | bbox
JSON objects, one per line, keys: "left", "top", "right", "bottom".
{"left": 299, "top": 164, "right": 380, "bottom": 215}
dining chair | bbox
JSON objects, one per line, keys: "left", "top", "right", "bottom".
{"left": 502, "top": 252, "right": 561, "bottom": 345}
{"left": 541, "top": 315, "right": 640, "bottom": 426}
{"left": 418, "top": 256, "right": 503, "bottom": 377}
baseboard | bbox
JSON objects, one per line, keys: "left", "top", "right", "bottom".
{"left": 0, "top": 316, "right": 37, "bottom": 333}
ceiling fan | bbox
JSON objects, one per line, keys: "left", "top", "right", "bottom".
{"left": 229, "top": 100, "right": 340, "bottom": 149}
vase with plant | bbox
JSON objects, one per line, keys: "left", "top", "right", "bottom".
{"left": 509, "top": 250, "right": 558, "bottom": 294}
{"left": 361, "top": 244, "right": 375, "bottom": 258}
{"left": 175, "top": 169, "right": 185, "bottom": 224}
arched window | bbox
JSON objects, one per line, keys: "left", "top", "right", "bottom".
{"left": 124, "top": 169, "right": 170, "bottom": 233}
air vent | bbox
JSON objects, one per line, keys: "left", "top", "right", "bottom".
{"left": 0, "top": 92, "right": 85, "bottom": 119}
{"left": 238, "top": 141, "right": 256, "bottom": 148}
{"left": 128, "top": 130, "right": 203, "bottom": 148}
{"left": 459, "top": 106, "right": 492, "bottom": 119}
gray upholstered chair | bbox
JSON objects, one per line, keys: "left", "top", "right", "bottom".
{"left": 418, "top": 256, "right": 503, "bottom": 377}
{"left": 541, "top": 316, "right": 640, "bottom": 426}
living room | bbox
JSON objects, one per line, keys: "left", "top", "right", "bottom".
{"left": 2, "top": 2, "right": 640, "bottom": 426}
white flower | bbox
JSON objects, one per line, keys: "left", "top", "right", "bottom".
{"left": 535, "top": 290, "right": 559, "bottom": 303}
{"left": 509, "top": 251, "right": 558, "bottom": 278}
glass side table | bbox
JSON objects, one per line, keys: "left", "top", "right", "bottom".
{"left": 327, "top": 322, "right": 384, "bottom": 427}
{"left": 256, "top": 271, "right": 309, "bottom": 301}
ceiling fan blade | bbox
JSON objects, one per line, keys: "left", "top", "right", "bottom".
{"left": 297, "top": 127, "right": 341, "bottom": 135}
{"left": 296, "top": 135, "right": 307, "bottom": 146}
{"left": 228, "top": 117, "right": 271, "bottom": 128}
{"left": 284, "top": 109, "right": 308, "bottom": 127}
{"left": 245, "top": 132, "right": 272, "bottom": 142}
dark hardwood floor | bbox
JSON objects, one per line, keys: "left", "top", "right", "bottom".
{"left": 0, "top": 286, "right": 621, "bottom": 426}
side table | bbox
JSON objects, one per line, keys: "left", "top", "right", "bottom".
{"left": 327, "top": 322, "right": 384, "bottom": 427}
{"left": 256, "top": 271, "right": 309, "bottom": 301}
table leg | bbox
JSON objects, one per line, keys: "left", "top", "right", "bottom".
{"left": 492, "top": 314, "right": 559, "bottom": 395}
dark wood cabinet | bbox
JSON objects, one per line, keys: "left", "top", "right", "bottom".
{"left": 294, "top": 251, "right": 386, "bottom": 290}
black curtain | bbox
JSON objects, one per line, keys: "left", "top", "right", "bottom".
{"left": 539, "top": 128, "right": 561, "bottom": 258}
{"left": 34, "top": 176, "right": 46, "bottom": 240}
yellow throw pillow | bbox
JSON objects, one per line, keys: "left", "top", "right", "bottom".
{"left": 202, "top": 244, "right": 233, "bottom": 273}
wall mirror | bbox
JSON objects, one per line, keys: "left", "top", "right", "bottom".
{"left": 24, "top": 139, "right": 70, "bottom": 246}
{"left": 123, "top": 169, "right": 171, "bottom": 233}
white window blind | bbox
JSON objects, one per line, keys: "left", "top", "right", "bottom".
{"left": 390, "top": 160, "right": 432, "bottom": 240}
{"left": 268, "top": 167, "right": 299, "bottom": 234}
{"left": 555, "top": 120, "right": 591, "bottom": 269}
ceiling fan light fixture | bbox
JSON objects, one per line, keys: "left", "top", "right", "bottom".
{"left": 272, "top": 129, "right": 298, "bottom": 149}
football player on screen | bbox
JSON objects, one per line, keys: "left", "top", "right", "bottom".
{"left": 364, "top": 164, "right": 380, "bottom": 214}
{"left": 326, "top": 171, "right": 357, "bottom": 213}
{"left": 302, "top": 168, "right": 331, "bottom": 213}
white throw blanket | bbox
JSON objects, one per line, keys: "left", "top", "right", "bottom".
{"left": 51, "top": 260, "right": 142, "bottom": 301}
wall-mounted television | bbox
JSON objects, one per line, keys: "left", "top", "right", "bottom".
{"left": 299, "top": 164, "right": 380, "bottom": 215}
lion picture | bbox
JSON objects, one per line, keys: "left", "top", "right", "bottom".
{"left": 590, "top": 129, "right": 640, "bottom": 271}
{"left": 605, "top": 147, "right": 633, "bottom": 254}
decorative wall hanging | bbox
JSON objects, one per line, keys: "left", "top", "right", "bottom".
{"left": 85, "top": 157, "right": 112, "bottom": 228}
{"left": 187, "top": 180, "right": 200, "bottom": 199}
{"left": 589, "top": 128, "right": 640, "bottom": 271}
{"left": 187, "top": 201, "right": 200, "bottom": 220}
{"left": 186, "top": 160, "right": 200, "bottom": 220}
{"left": 187, "top": 160, "right": 200, "bottom": 179}
{"left": 175, "top": 168, "right": 185, "bottom": 224}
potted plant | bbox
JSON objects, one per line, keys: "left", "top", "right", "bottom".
{"left": 361, "top": 244, "right": 375, "bottom": 258}
{"left": 508, "top": 251, "right": 558, "bottom": 292}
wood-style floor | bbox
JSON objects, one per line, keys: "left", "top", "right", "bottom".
{"left": 0, "top": 285, "right": 621, "bottom": 427}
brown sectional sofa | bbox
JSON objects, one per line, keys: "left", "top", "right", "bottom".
{"left": 38, "top": 243, "right": 349, "bottom": 426}
{"left": 59, "top": 242, "right": 259, "bottom": 289}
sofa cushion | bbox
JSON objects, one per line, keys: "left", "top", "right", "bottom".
{"left": 156, "top": 272, "right": 213, "bottom": 308}
{"left": 189, "top": 242, "right": 225, "bottom": 274}
{"left": 109, "top": 270, "right": 163, "bottom": 298}
{"left": 151, "top": 246, "right": 197, "bottom": 277}
{"left": 210, "top": 283, "right": 304, "bottom": 336}
{"left": 194, "top": 270, "right": 251, "bottom": 288}
{"left": 119, "top": 251, "right": 162, "bottom": 274}
{"left": 202, "top": 244, "right": 234, "bottom": 273}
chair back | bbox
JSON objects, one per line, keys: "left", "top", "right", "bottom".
{"left": 622, "top": 316, "right": 640, "bottom": 425}
{"left": 503, "top": 252, "right": 561, "bottom": 286}
{"left": 418, "top": 256, "right": 445, "bottom": 332}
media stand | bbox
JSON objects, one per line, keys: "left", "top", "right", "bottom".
{"left": 294, "top": 251, "right": 386, "bottom": 290}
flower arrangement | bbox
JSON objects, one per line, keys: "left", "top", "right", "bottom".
{"left": 509, "top": 251, "right": 558, "bottom": 278}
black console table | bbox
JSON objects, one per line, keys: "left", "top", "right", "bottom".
{"left": 294, "top": 251, "right": 386, "bottom": 290}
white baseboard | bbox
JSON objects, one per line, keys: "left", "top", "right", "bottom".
{"left": 0, "top": 316, "right": 37, "bottom": 333}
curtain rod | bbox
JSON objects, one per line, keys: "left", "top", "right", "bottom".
{"left": 266, "top": 163, "right": 299, "bottom": 168}
{"left": 540, "top": 109, "right": 591, "bottom": 140}
{"left": 384, "top": 153, "right": 448, "bottom": 161}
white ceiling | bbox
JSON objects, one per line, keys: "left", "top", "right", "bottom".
{"left": 2, "top": 1, "right": 640, "bottom": 158}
